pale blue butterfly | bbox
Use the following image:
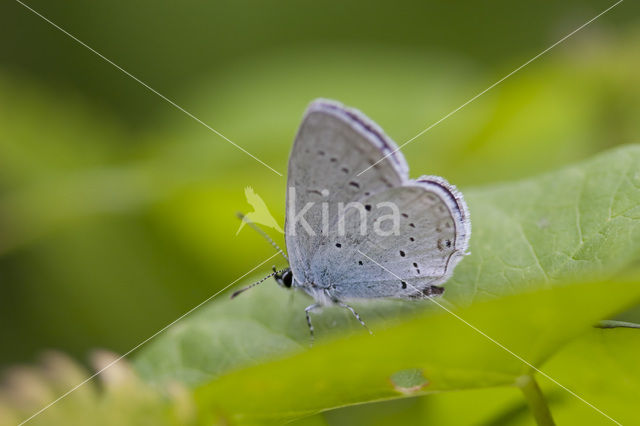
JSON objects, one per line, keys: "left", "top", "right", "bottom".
{"left": 234, "top": 99, "right": 470, "bottom": 339}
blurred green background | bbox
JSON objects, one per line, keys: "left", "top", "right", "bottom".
{"left": 1, "top": 0, "right": 639, "bottom": 384}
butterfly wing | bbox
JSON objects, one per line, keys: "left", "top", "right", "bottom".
{"left": 285, "top": 99, "right": 470, "bottom": 299}
{"left": 285, "top": 99, "right": 408, "bottom": 286}
{"left": 324, "top": 176, "right": 470, "bottom": 299}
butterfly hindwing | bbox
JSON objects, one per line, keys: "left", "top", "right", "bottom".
{"left": 322, "top": 179, "right": 469, "bottom": 299}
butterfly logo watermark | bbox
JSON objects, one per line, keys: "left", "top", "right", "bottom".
{"left": 236, "top": 186, "right": 284, "bottom": 235}
{"left": 237, "top": 186, "right": 402, "bottom": 238}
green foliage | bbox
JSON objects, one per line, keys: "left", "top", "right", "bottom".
{"left": 192, "top": 279, "right": 640, "bottom": 424}
{"left": 396, "top": 326, "right": 640, "bottom": 426}
{"left": 447, "top": 145, "right": 640, "bottom": 305}
{"left": 539, "top": 328, "right": 640, "bottom": 425}
{"left": 3, "top": 28, "right": 640, "bottom": 369}
{"left": 128, "top": 145, "right": 640, "bottom": 424}
{"left": 2, "top": 13, "right": 640, "bottom": 426}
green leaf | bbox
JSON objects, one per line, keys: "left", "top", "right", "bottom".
{"left": 136, "top": 145, "right": 640, "bottom": 381}
{"left": 434, "top": 327, "right": 640, "bottom": 426}
{"left": 192, "top": 279, "right": 640, "bottom": 423}
{"left": 447, "top": 144, "right": 640, "bottom": 305}
{"left": 537, "top": 328, "right": 640, "bottom": 425}
{"left": 135, "top": 283, "right": 430, "bottom": 388}
{"left": 132, "top": 145, "right": 640, "bottom": 423}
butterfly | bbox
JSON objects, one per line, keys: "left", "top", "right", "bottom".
{"left": 234, "top": 99, "right": 470, "bottom": 339}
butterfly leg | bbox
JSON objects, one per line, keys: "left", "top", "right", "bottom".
{"left": 304, "top": 303, "right": 321, "bottom": 343}
{"left": 337, "top": 302, "right": 373, "bottom": 335}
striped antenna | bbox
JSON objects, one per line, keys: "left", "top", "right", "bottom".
{"left": 230, "top": 268, "right": 289, "bottom": 298}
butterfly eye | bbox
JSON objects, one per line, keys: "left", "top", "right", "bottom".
{"left": 282, "top": 270, "right": 293, "bottom": 288}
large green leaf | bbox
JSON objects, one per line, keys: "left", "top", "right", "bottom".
{"left": 192, "top": 279, "right": 640, "bottom": 423}
{"left": 447, "top": 144, "right": 640, "bottom": 305}
{"left": 136, "top": 145, "right": 640, "bottom": 388}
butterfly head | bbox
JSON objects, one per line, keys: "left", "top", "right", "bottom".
{"left": 273, "top": 267, "right": 293, "bottom": 289}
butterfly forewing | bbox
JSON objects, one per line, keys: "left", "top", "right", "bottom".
{"left": 285, "top": 100, "right": 408, "bottom": 285}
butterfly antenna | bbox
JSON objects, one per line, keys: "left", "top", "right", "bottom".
{"left": 236, "top": 212, "right": 288, "bottom": 260}
{"left": 230, "top": 268, "right": 288, "bottom": 299}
